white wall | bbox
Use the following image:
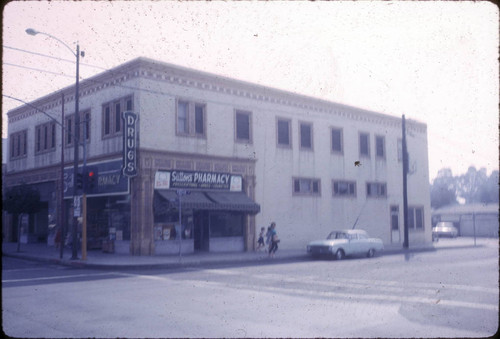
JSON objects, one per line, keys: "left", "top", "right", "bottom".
{"left": 7, "top": 60, "right": 431, "bottom": 250}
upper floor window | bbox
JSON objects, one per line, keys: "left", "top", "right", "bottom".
{"left": 176, "top": 99, "right": 206, "bottom": 137}
{"left": 408, "top": 206, "right": 424, "bottom": 230}
{"left": 102, "top": 96, "right": 133, "bottom": 138}
{"left": 35, "top": 121, "right": 57, "bottom": 154}
{"left": 277, "top": 118, "right": 291, "bottom": 147}
{"left": 331, "top": 127, "right": 343, "bottom": 153}
{"left": 66, "top": 110, "right": 91, "bottom": 147}
{"left": 293, "top": 177, "right": 321, "bottom": 196}
{"left": 9, "top": 130, "right": 28, "bottom": 160}
{"left": 375, "top": 135, "right": 385, "bottom": 159}
{"left": 366, "top": 182, "right": 387, "bottom": 198}
{"left": 300, "top": 122, "right": 313, "bottom": 150}
{"left": 333, "top": 180, "right": 356, "bottom": 197}
{"left": 359, "top": 132, "right": 370, "bottom": 157}
{"left": 397, "top": 138, "right": 403, "bottom": 162}
{"left": 235, "top": 110, "right": 252, "bottom": 143}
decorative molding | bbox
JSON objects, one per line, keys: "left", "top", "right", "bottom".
{"left": 8, "top": 57, "right": 427, "bottom": 134}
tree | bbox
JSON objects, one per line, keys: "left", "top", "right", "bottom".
{"left": 3, "top": 184, "right": 41, "bottom": 252}
{"left": 479, "top": 170, "right": 499, "bottom": 204}
{"left": 456, "top": 166, "right": 488, "bottom": 204}
{"left": 430, "top": 168, "right": 457, "bottom": 209}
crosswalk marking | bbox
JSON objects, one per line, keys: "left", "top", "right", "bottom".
{"left": 179, "top": 275, "right": 499, "bottom": 312}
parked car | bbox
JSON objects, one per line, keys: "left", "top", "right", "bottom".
{"left": 306, "top": 229, "right": 384, "bottom": 260}
{"left": 432, "top": 221, "right": 458, "bottom": 240}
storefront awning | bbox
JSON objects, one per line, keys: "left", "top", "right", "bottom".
{"left": 205, "top": 191, "right": 260, "bottom": 214}
{"left": 154, "top": 190, "right": 260, "bottom": 214}
{"left": 154, "top": 190, "right": 216, "bottom": 211}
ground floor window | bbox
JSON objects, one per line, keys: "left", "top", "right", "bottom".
{"left": 86, "top": 195, "right": 131, "bottom": 247}
{"left": 210, "top": 212, "right": 244, "bottom": 237}
{"left": 408, "top": 206, "right": 424, "bottom": 230}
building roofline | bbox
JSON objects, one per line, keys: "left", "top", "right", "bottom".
{"left": 8, "top": 56, "right": 427, "bottom": 131}
{"left": 432, "top": 203, "right": 499, "bottom": 215}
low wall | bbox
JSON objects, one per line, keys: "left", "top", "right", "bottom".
{"left": 209, "top": 237, "right": 244, "bottom": 252}
{"left": 154, "top": 240, "right": 194, "bottom": 255}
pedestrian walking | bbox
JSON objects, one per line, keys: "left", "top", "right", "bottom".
{"left": 54, "top": 227, "right": 61, "bottom": 249}
{"left": 268, "top": 222, "right": 279, "bottom": 258}
{"left": 265, "top": 225, "right": 272, "bottom": 245}
{"left": 256, "top": 227, "right": 266, "bottom": 251}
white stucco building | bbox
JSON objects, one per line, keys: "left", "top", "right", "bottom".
{"left": 5, "top": 57, "right": 432, "bottom": 255}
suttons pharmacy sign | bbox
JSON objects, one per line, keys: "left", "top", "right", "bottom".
{"left": 154, "top": 170, "right": 242, "bottom": 191}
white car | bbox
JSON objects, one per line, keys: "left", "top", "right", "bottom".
{"left": 306, "top": 229, "right": 384, "bottom": 260}
{"left": 432, "top": 221, "right": 458, "bottom": 240}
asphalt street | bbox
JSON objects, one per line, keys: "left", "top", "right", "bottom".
{"left": 2, "top": 239, "right": 498, "bottom": 338}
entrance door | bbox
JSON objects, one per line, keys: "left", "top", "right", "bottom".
{"left": 390, "top": 205, "right": 400, "bottom": 243}
{"left": 194, "top": 211, "right": 210, "bottom": 251}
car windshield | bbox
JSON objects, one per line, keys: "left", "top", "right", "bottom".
{"left": 327, "top": 232, "right": 348, "bottom": 240}
{"left": 436, "top": 222, "right": 454, "bottom": 228}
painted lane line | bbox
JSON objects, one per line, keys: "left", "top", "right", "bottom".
{"left": 2, "top": 272, "right": 120, "bottom": 283}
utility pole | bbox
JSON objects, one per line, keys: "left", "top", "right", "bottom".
{"left": 60, "top": 93, "right": 65, "bottom": 259}
{"left": 402, "top": 115, "right": 409, "bottom": 249}
{"left": 71, "top": 43, "right": 81, "bottom": 260}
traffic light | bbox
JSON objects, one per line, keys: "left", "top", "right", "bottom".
{"left": 76, "top": 172, "right": 84, "bottom": 190}
{"left": 84, "top": 166, "right": 98, "bottom": 193}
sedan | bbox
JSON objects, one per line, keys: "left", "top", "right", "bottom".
{"left": 306, "top": 229, "right": 384, "bottom": 260}
{"left": 432, "top": 221, "right": 458, "bottom": 240}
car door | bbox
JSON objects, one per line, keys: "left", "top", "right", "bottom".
{"left": 356, "top": 233, "right": 370, "bottom": 253}
{"left": 347, "top": 233, "right": 359, "bottom": 254}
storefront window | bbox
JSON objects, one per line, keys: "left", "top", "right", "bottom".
{"left": 87, "top": 196, "right": 130, "bottom": 246}
{"left": 210, "top": 213, "right": 244, "bottom": 237}
{"left": 154, "top": 210, "right": 193, "bottom": 241}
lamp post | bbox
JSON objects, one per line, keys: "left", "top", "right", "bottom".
{"left": 26, "top": 28, "right": 83, "bottom": 260}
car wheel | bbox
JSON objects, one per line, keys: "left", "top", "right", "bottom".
{"left": 367, "top": 249, "right": 375, "bottom": 258}
{"left": 335, "top": 249, "right": 345, "bottom": 260}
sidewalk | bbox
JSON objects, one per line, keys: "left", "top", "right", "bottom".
{"left": 2, "top": 237, "right": 491, "bottom": 270}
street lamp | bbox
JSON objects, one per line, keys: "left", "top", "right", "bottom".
{"left": 26, "top": 28, "right": 83, "bottom": 260}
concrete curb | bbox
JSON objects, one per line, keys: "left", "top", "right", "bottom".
{"left": 4, "top": 241, "right": 488, "bottom": 270}
{"left": 1, "top": 246, "right": 446, "bottom": 270}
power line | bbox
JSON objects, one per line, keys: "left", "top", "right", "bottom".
{"left": 4, "top": 62, "right": 74, "bottom": 79}
{"left": 3, "top": 45, "right": 107, "bottom": 70}
{"left": 4, "top": 61, "right": 172, "bottom": 97}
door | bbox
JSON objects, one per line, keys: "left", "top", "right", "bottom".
{"left": 194, "top": 211, "right": 210, "bottom": 252}
{"left": 390, "top": 205, "right": 400, "bottom": 243}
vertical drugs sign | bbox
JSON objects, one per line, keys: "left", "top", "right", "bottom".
{"left": 122, "top": 111, "right": 138, "bottom": 177}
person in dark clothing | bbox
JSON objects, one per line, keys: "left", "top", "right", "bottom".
{"left": 268, "top": 222, "right": 279, "bottom": 258}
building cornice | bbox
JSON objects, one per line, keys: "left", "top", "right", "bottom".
{"left": 8, "top": 57, "right": 427, "bottom": 134}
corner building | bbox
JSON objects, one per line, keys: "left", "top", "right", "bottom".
{"left": 5, "top": 57, "right": 432, "bottom": 255}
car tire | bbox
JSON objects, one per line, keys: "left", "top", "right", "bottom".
{"left": 335, "top": 249, "right": 345, "bottom": 260}
{"left": 367, "top": 249, "right": 375, "bottom": 258}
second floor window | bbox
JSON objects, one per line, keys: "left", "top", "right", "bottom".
{"left": 10, "top": 130, "right": 28, "bottom": 159}
{"left": 397, "top": 138, "right": 403, "bottom": 162}
{"left": 66, "top": 110, "right": 91, "bottom": 147}
{"left": 35, "top": 121, "right": 56, "bottom": 154}
{"left": 333, "top": 180, "right": 356, "bottom": 197}
{"left": 331, "top": 127, "right": 343, "bottom": 153}
{"left": 235, "top": 110, "right": 251, "bottom": 143}
{"left": 102, "top": 96, "right": 133, "bottom": 138}
{"left": 359, "top": 132, "right": 370, "bottom": 157}
{"left": 277, "top": 118, "right": 291, "bottom": 147}
{"left": 376, "top": 135, "right": 385, "bottom": 158}
{"left": 366, "top": 182, "right": 387, "bottom": 198}
{"left": 300, "top": 122, "right": 313, "bottom": 150}
{"left": 293, "top": 177, "right": 321, "bottom": 196}
{"left": 176, "top": 99, "right": 206, "bottom": 137}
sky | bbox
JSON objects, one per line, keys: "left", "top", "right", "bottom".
{"left": 2, "top": 1, "right": 498, "bottom": 181}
